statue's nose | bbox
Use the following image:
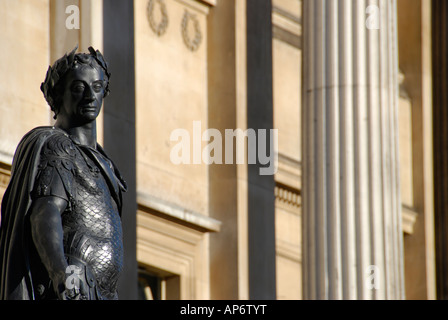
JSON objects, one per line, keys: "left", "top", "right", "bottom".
{"left": 84, "top": 87, "right": 95, "bottom": 101}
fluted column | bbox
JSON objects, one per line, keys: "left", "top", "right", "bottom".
{"left": 302, "top": 0, "right": 405, "bottom": 299}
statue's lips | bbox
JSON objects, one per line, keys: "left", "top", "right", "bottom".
{"left": 80, "top": 105, "right": 97, "bottom": 112}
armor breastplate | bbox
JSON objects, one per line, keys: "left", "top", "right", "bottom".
{"left": 59, "top": 141, "right": 123, "bottom": 300}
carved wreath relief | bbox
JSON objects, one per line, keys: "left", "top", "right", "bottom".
{"left": 181, "top": 10, "right": 202, "bottom": 51}
{"left": 147, "top": 0, "right": 169, "bottom": 36}
{"left": 146, "top": 0, "right": 202, "bottom": 51}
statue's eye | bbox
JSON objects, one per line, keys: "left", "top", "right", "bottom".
{"left": 93, "top": 83, "right": 103, "bottom": 92}
{"left": 72, "top": 84, "right": 85, "bottom": 93}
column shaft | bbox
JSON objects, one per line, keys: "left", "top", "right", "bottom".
{"left": 302, "top": 0, "right": 404, "bottom": 300}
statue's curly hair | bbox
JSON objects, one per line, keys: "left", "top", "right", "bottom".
{"left": 40, "top": 46, "right": 111, "bottom": 119}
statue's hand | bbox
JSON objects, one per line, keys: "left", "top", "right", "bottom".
{"left": 50, "top": 270, "right": 69, "bottom": 300}
{"left": 51, "top": 267, "right": 89, "bottom": 300}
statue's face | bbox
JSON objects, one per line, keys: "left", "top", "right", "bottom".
{"left": 59, "top": 65, "right": 105, "bottom": 125}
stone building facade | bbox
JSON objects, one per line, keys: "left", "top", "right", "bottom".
{"left": 0, "top": 0, "right": 446, "bottom": 300}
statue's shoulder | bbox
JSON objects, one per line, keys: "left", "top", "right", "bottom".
{"left": 22, "top": 126, "right": 77, "bottom": 159}
{"left": 9, "top": 126, "right": 77, "bottom": 179}
{"left": 41, "top": 128, "right": 77, "bottom": 159}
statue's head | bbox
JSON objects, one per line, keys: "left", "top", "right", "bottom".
{"left": 41, "top": 46, "right": 111, "bottom": 120}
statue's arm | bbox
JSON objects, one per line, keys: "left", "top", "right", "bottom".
{"left": 29, "top": 196, "right": 69, "bottom": 299}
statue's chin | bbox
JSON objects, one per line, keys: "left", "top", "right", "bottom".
{"left": 79, "top": 111, "right": 100, "bottom": 122}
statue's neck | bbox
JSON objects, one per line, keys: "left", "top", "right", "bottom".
{"left": 55, "top": 121, "right": 97, "bottom": 149}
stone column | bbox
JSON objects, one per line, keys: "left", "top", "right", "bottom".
{"left": 208, "top": 0, "right": 276, "bottom": 299}
{"left": 302, "top": 0, "right": 405, "bottom": 299}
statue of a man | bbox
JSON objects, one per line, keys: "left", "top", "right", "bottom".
{"left": 0, "top": 47, "right": 127, "bottom": 300}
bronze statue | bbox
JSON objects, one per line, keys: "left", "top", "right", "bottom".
{"left": 0, "top": 46, "right": 127, "bottom": 300}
